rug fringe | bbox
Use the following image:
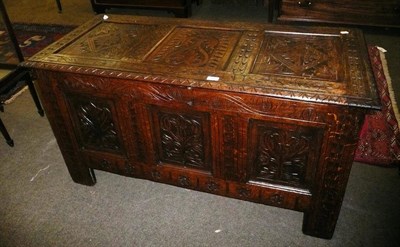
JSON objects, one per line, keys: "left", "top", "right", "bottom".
{"left": 379, "top": 48, "right": 400, "bottom": 160}
{"left": 379, "top": 49, "right": 400, "bottom": 126}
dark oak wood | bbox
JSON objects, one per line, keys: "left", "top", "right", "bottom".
{"left": 272, "top": 0, "right": 400, "bottom": 27}
{"left": 90, "top": 0, "right": 193, "bottom": 17}
{"left": 24, "top": 15, "right": 379, "bottom": 239}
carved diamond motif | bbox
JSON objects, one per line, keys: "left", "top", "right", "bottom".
{"left": 253, "top": 33, "right": 343, "bottom": 82}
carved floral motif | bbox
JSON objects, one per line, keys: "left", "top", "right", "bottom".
{"left": 73, "top": 100, "right": 121, "bottom": 151}
{"left": 269, "top": 194, "right": 284, "bottom": 206}
{"left": 99, "top": 159, "right": 112, "bottom": 170}
{"left": 250, "top": 122, "right": 320, "bottom": 188}
{"left": 157, "top": 111, "right": 208, "bottom": 169}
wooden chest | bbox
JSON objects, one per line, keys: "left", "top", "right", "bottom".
{"left": 24, "top": 15, "right": 379, "bottom": 239}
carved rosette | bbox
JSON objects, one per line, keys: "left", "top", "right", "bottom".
{"left": 178, "top": 175, "right": 191, "bottom": 187}
{"left": 124, "top": 162, "right": 136, "bottom": 175}
{"left": 237, "top": 187, "right": 251, "bottom": 198}
{"left": 269, "top": 194, "right": 284, "bottom": 206}
{"left": 99, "top": 159, "right": 112, "bottom": 170}
{"left": 206, "top": 181, "right": 220, "bottom": 193}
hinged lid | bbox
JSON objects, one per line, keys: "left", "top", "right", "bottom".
{"left": 24, "top": 15, "right": 380, "bottom": 109}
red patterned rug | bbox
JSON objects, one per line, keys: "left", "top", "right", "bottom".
{"left": 355, "top": 46, "right": 400, "bottom": 166}
{"left": 0, "top": 23, "right": 76, "bottom": 62}
{"left": 0, "top": 23, "right": 75, "bottom": 103}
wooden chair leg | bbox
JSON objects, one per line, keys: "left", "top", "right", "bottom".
{"left": 56, "top": 0, "right": 62, "bottom": 13}
{"left": 266, "top": 0, "right": 275, "bottom": 22}
{"left": 0, "top": 117, "right": 14, "bottom": 147}
{"left": 25, "top": 72, "right": 44, "bottom": 117}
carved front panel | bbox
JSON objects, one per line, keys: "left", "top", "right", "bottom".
{"left": 151, "top": 107, "right": 211, "bottom": 171}
{"left": 67, "top": 95, "right": 123, "bottom": 153}
{"left": 252, "top": 32, "right": 344, "bottom": 82}
{"left": 145, "top": 27, "right": 241, "bottom": 69}
{"left": 248, "top": 120, "right": 323, "bottom": 189}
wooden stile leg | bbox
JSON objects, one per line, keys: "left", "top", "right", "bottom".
{"left": 0, "top": 117, "right": 14, "bottom": 147}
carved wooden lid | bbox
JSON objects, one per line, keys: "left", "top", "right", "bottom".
{"left": 24, "top": 15, "right": 379, "bottom": 109}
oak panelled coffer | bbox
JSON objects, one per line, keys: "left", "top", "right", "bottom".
{"left": 24, "top": 15, "right": 379, "bottom": 239}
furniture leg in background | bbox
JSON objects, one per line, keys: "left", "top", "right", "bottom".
{"left": 25, "top": 72, "right": 44, "bottom": 116}
{"left": 0, "top": 68, "right": 45, "bottom": 146}
{"left": 264, "top": 0, "right": 277, "bottom": 22}
{"left": 0, "top": 116, "right": 13, "bottom": 146}
{"left": 56, "top": 0, "right": 62, "bottom": 13}
{"left": 89, "top": 0, "right": 196, "bottom": 18}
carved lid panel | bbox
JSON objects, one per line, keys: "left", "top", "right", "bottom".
{"left": 144, "top": 27, "right": 241, "bottom": 70}
{"left": 60, "top": 23, "right": 172, "bottom": 62}
{"left": 252, "top": 32, "right": 344, "bottom": 82}
{"left": 25, "top": 15, "right": 379, "bottom": 109}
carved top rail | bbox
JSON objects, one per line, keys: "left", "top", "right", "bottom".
{"left": 23, "top": 15, "right": 379, "bottom": 110}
